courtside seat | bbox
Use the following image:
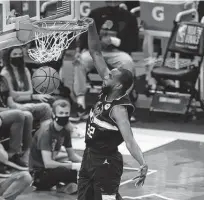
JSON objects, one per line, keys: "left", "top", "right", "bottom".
{"left": 149, "top": 21, "right": 204, "bottom": 118}
{"left": 152, "top": 65, "right": 198, "bottom": 81}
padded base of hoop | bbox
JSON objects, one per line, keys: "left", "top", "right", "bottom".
{"left": 16, "top": 16, "right": 35, "bottom": 43}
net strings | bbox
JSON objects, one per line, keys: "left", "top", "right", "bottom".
{"left": 28, "top": 21, "right": 88, "bottom": 63}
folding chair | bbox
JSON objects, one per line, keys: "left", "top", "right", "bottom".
{"left": 150, "top": 20, "right": 204, "bottom": 120}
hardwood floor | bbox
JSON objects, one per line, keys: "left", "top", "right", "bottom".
{"left": 16, "top": 138, "right": 204, "bottom": 200}
{"left": 121, "top": 140, "right": 204, "bottom": 200}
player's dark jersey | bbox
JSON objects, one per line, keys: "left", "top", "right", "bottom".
{"left": 85, "top": 93, "right": 134, "bottom": 153}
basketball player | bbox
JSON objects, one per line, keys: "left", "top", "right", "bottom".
{"left": 77, "top": 19, "right": 148, "bottom": 200}
{"left": 72, "top": 0, "right": 139, "bottom": 122}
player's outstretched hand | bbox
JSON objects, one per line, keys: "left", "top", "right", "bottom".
{"left": 135, "top": 164, "right": 148, "bottom": 187}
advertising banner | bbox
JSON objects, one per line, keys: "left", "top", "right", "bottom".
{"left": 140, "top": 1, "right": 193, "bottom": 32}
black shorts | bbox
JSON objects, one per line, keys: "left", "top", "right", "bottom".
{"left": 31, "top": 167, "right": 77, "bottom": 190}
{"left": 78, "top": 148, "right": 123, "bottom": 200}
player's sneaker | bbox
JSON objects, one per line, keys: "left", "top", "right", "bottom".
{"left": 56, "top": 182, "right": 78, "bottom": 194}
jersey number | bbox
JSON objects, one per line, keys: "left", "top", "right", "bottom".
{"left": 87, "top": 124, "right": 95, "bottom": 138}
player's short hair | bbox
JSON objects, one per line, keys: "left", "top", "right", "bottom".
{"left": 118, "top": 67, "right": 134, "bottom": 93}
{"left": 52, "top": 99, "right": 71, "bottom": 114}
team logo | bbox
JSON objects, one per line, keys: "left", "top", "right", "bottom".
{"left": 93, "top": 101, "right": 103, "bottom": 117}
{"left": 176, "top": 24, "right": 187, "bottom": 43}
{"left": 104, "top": 103, "right": 111, "bottom": 110}
{"left": 101, "top": 20, "right": 113, "bottom": 30}
{"left": 152, "top": 6, "right": 164, "bottom": 21}
{"left": 103, "top": 159, "right": 109, "bottom": 165}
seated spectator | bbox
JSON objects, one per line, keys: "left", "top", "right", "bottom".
{"left": 0, "top": 75, "right": 32, "bottom": 169}
{"left": 1, "top": 47, "right": 52, "bottom": 123}
{"left": 72, "top": 0, "right": 139, "bottom": 122}
{"left": 50, "top": 78, "right": 85, "bottom": 138}
{"left": 29, "top": 99, "right": 82, "bottom": 194}
{"left": 0, "top": 143, "right": 32, "bottom": 200}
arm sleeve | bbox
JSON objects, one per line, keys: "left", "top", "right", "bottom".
{"left": 63, "top": 131, "right": 72, "bottom": 148}
{"left": 118, "top": 13, "right": 139, "bottom": 52}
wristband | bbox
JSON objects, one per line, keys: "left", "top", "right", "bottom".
{"left": 71, "top": 163, "right": 81, "bottom": 171}
{"left": 140, "top": 163, "right": 147, "bottom": 169}
{"left": 31, "top": 94, "right": 34, "bottom": 101}
{"left": 110, "top": 37, "right": 121, "bottom": 47}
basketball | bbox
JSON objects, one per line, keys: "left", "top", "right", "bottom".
{"left": 32, "top": 66, "right": 60, "bottom": 94}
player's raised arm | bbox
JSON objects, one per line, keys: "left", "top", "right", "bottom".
{"left": 88, "top": 20, "right": 110, "bottom": 79}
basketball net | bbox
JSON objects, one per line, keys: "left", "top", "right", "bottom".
{"left": 28, "top": 18, "right": 93, "bottom": 63}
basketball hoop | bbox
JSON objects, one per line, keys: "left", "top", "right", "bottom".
{"left": 27, "top": 18, "right": 93, "bottom": 63}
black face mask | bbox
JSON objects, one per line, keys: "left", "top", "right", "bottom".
{"left": 10, "top": 57, "right": 24, "bottom": 68}
{"left": 54, "top": 116, "right": 69, "bottom": 127}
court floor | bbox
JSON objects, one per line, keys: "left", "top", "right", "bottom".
{"left": 16, "top": 124, "right": 204, "bottom": 200}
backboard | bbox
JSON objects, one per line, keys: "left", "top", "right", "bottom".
{"left": 0, "top": 0, "right": 80, "bottom": 50}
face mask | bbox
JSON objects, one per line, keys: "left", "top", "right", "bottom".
{"left": 54, "top": 116, "right": 69, "bottom": 127}
{"left": 10, "top": 57, "right": 24, "bottom": 68}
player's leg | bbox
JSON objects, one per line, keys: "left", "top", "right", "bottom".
{"left": 93, "top": 151, "right": 124, "bottom": 200}
{"left": 78, "top": 148, "right": 94, "bottom": 200}
{"left": 78, "top": 173, "right": 94, "bottom": 200}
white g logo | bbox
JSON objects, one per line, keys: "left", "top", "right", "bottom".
{"left": 152, "top": 6, "right": 164, "bottom": 21}
{"left": 80, "top": 2, "right": 91, "bottom": 17}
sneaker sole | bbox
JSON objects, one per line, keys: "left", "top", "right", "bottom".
{"left": 7, "top": 161, "right": 28, "bottom": 171}
{"left": 57, "top": 183, "right": 78, "bottom": 195}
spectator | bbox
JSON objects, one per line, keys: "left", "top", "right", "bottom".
{"left": 198, "top": 1, "right": 204, "bottom": 21}
{"left": 123, "top": 1, "right": 140, "bottom": 12}
{"left": 72, "top": 0, "right": 139, "bottom": 122}
{"left": 0, "top": 143, "right": 32, "bottom": 200}
{"left": 29, "top": 99, "right": 82, "bottom": 194}
{"left": 0, "top": 75, "right": 32, "bottom": 169}
{"left": 1, "top": 47, "right": 52, "bottom": 123}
